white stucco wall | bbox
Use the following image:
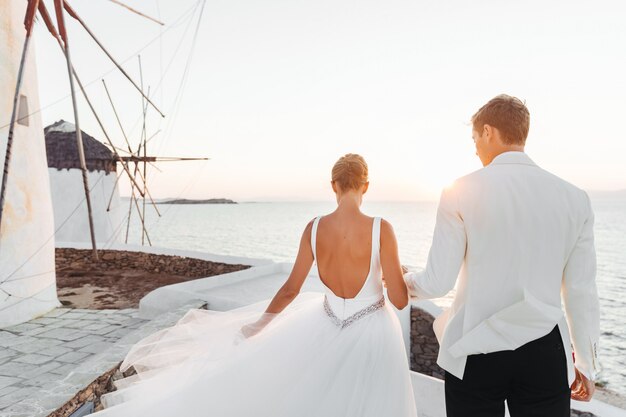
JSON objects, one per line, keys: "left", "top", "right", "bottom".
{"left": 49, "top": 168, "right": 124, "bottom": 244}
{"left": 0, "top": 1, "right": 60, "bottom": 328}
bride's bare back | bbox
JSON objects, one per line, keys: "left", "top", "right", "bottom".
{"left": 262, "top": 153, "right": 409, "bottom": 317}
{"left": 314, "top": 212, "right": 375, "bottom": 299}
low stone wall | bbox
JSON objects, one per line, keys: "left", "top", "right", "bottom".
{"left": 410, "top": 306, "right": 444, "bottom": 380}
{"left": 56, "top": 248, "right": 250, "bottom": 277}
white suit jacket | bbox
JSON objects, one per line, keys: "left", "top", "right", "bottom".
{"left": 404, "top": 151, "right": 600, "bottom": 386}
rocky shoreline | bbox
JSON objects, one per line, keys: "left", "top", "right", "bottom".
{"left": 55, "top": 248, "right": 250, "bottom": 309}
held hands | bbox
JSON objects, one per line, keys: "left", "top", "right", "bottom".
{"left": 571, "top": 367, "right": 595, "bottom": 402}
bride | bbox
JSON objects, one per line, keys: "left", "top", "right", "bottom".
{"left": 91, "top": 153, "right": 418, "bottom": 416}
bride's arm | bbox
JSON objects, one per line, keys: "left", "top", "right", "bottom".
{"left": 241, "top": 220, "right": 315, "bottom": 337}
{"left": 380, "top": 219, "right": 409, "bottom": 310}
{"left": 264, "top": 219, "right": 315, "bottom": 314}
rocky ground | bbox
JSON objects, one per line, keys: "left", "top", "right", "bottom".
{"left": 55, "top": 248, "right": 250, "bottom": 309}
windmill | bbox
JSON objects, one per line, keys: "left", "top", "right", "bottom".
{"left": 0, "top": 0, "right": 208, "bottom": 327}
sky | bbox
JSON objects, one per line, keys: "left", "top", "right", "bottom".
{"left": 30, "top": 0, "right": 626, "bottom": 201}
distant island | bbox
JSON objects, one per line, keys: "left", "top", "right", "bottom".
{"left": 156, "top": 198, "right": 237, "bottom": 205}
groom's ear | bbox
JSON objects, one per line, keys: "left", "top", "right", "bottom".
{"left": 483, "top": 124, "right": 494, "bottom": 143}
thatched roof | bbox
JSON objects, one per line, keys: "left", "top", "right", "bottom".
{"left": 44, "top": 120, "right": 117, "bottom": 173}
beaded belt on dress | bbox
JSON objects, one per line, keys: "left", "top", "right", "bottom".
{"left": 323, "top": 295, "right": 385, "bottom": 329}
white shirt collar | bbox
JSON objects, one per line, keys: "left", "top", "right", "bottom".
{"left": 489, "top": 151, "right": 536, "bottom": 166}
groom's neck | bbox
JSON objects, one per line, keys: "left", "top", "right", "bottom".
{"left": 483, "top": 145, "right": 525, "bottom": 166}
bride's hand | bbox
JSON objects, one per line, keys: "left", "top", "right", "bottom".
{"left": 240, "top": 323, "right": 262, "bottom": 338}
{"left": 240, "top": 313, "right": 275, "bottom": 339}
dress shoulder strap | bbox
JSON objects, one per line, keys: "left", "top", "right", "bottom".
{"left": 372, "top": 217, "right": 382, "bottom": 255}
{"left": 310, "top": 216, "right": 322, "bottom": 262}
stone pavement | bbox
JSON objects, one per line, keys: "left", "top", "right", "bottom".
{"left": 0, "top": 307, "right": 148, "bottom": 414}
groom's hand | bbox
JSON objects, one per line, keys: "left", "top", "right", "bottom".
{"left": 571, "top": 367, "right": 595, "bottom": 402}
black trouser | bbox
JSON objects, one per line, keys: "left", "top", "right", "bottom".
{"left": 445, "top": 325, "right": 570, "bottom": 417}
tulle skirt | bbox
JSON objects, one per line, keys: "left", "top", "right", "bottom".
{"left": 91, "top": 292, "right": 417, "bottom": 417}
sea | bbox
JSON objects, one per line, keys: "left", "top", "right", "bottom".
{"left": 125, "top": 198, "right": 626, "bottom": 395}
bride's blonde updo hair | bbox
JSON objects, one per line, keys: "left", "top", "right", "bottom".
{"left": 331, "top": 153, "right": 368, "bottom": 191}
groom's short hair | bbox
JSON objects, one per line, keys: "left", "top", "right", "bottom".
{"left": 471, "top": 94, "right": 530, "bottom": 145}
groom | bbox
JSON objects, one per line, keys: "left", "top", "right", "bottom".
{"left": 404, "top": 94, "right": 600, "bottom": 416}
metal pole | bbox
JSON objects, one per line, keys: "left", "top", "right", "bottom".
{"left": 54, "top": 0, "right": 99, "bottom": 261}
{"left": 106, "top": 170, "right": 124, "bottom": 211}
{"left": 132, "top": 189, "right": 152, "bottom": 246}
{"left": 124, "top": 189, "right": 134, "bottom": 244}
{"left": 107, "top": 0, "right": 165, "bottom": 26}
{"left": 102, "top": 79, "right": 135, "bottom": 155}
{"left": 138, "top": 56, "right": 148, "bottom": 245}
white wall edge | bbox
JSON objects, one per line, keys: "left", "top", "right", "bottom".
{"left": 55, "top": 241, "right": 275, "bottom": 267}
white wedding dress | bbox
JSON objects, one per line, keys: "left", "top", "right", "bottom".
{"left": 91, "top": 216, "right": 417, "bottom": 416}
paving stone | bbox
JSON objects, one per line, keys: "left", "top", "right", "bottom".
{"left": 0, "top": 356, "right": 16, "bottom": 367}
{"left": 0, "top": 332, "right": 28, "bottom": 348}
{"left": 13, "top": 354, "right": 52, "bottom": 366}
{"left": 57, "top": 311, "right": 91, "bottom": 320}
{"left": 41, "top": 308, "right": 71, "bottom": 318}
{"left": 21, "top": 361, "right": 64, "bottom": 379}
{"left": 55, "top": 351, "right": 91, "bottom": 364}
{"left": 78, "top": 341, "right": 113, "bottom": 354}
{"left": 89, "top": 324, "right": 124, "bottom": 336}
{"left": 104, "top": 328, "right": 133, "bottom": 339}
{"left": 64, "top": 335, "right": 106, "bottom": 349}
{"left": 0, "top": 384, "right": 22, "bottom": 397}
{"left": 0, "top": 386, "right": 34, "bottom": 409}
{"left": 0, "top": 348, "right": 18, "bottom": 364}
{"left": 11, "top": 338, "right": 63, "bottom": 354}
{"left": 61, "top": 319, "right": 97, "bottom": 330}
{"left": 0, "top": 375, "right": 21, "bottom": 390}
{"left": 0, "top": 362, "right": 38, "bottom": 378}
{"left": 28, "top": 317, "right": 58, "bottom": 325}
{"left": 1, "top": 323, "right": 43, "bottom": 334}
{"left": 19, "top": 325, "right": 57, "bottom": 336}
{"left": 38, "top": 345, "right": 73, "bottom": 358}
{"left": 97, "top": 309, "right": 119, "bottom": 314}
{"left": 81, "top": 322, "right": 113, "bottom": 331}
{"left": 70, "top": 309, "right": 96, "bottom": 314}
{"left": 122, "top": 317, "right": 149, "bottom": 328}
{"left": 79, "top": 310, "right": 109, "bottom": 318}
{"left": 48, "top": 363, "right": 75, "bottom": 377}
{"left": 36, "top": 328, "right": 89, "bottom": 341}
{"left": 31, "top": 371, "right": 63, "bottom": 385}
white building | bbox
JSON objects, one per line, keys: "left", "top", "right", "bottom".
{"left": 0, "top": 1, "right": 60, "bottom": 327}
{"left": 45, "top": 120, "right": 124, "bottom": 245}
